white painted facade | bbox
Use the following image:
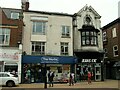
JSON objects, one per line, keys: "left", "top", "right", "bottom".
{"left": 73, "top": 5, "right": 103, "bottom": 52}
{"left": 22, "top": 12, "right": 73, "bottom": 56}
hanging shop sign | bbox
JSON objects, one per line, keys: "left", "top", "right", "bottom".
{"left": 82, "top": 59, "right": 97, "bottom": 63}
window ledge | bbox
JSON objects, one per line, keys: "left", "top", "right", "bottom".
{"left": 61, "top": 36, "right": 71, "bottom": 38}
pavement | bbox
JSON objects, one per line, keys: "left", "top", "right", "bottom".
{"left": 1, "top": 80, "right": 120, "bottom": 90}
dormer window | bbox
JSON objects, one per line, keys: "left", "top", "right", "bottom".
{"left": 11, "top": 12, "right": 19, "bottom": 19}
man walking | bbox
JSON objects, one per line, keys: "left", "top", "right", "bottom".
{"left": 48, "top": 71, "right": 54, "bottom": 87}
{"left": 69, "top": 73, "right": 74, "bottom": 86}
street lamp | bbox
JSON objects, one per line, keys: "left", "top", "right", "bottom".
{"left": 44, "top": 64, "right": 47, "bottom": 89}
{"left": 101, "top": 60, "right": 104, "bottom": 81}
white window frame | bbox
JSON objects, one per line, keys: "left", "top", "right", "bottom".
{"left": 32, "top": 21, "right": 46, "bottom": 35}
{"left": 61, "top": 26, "right": 70, "bottom": 37}
{"left": 32, "top": 42, "right": 46, "bottom": 55}
{"left": 11, "top": 12, "right": 19, "bottom": 19}
{"left": 113, "top": 45, "right": 119, "bottom": 57}
{"left": 60, "top": 42, "right": 69, "bottom": 56}
{"left": 103, "top": 32, "right": 107, "bottom": 41}
{"left": 0, "top": 28, "right": 10, "bottom": 46}
{"left": 112, "top": 28, "right": 117, "bottom": 38}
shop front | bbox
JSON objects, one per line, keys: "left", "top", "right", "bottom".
{"left": 0, "top": 49, "right": 22, "bottom": 83}
{"left": 22, "top": 55, "right": 77, "bottom": 83}
{"left": 75, "top": 51, "right": 104, "bottom": 81}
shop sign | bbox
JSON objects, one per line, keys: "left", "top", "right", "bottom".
{"left": 41, "top": 57, "right": 59, "bottom": 64}
{"left": 82, "top": 59, "right": 97, "bottom": 63}
{"left": 0, "top": 53, "right": 19, "bottom": 60}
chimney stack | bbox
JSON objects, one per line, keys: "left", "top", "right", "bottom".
{"left": 21, "top": 0, "right": 29, "bottom": 11}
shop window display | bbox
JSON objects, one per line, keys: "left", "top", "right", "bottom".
{"left": 76, "top": 64, "right": 95, "bottom": 81}
{"left": 22, "top": 64, "right": 71, "bottom": 83}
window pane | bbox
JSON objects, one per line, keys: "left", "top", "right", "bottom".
{"left": 5, "top": 29, "right": 10, "bottom": 34}
{"left": 81, "top": 31, "right": 97, "bottom": 46}
{"left": 112, "top": 28, "right": 117, "bottom": 38}
{"left": 61, "top": 42, "right": 68, "bottom": 55}
{"left": 0, "top": 35, "right": 3, "bottom": 44}
{"left": 11, "top": 12, "right": 19, "bottom": 19}
{"left": 82, "top": 32, "right": 85, "bottom": 36}
{"left": 115, "top": 51, "right": 118, "bottom": 55}
{"left": 86, "top": 31, "right": 89, "bottom": 36}
{"left": 82, "top": 37, "right": 85, "bottom": 45}
{"left": 32, "top": 42, "right": 45, "bottom": 55}
{"left": 0, "top": 28, "right": 10, "bottom": 45}
{"left": 5, "top": 35, "right": 9, "bottom": 43}
{"left": 90, "top": 32, "right": 94, "bottom": 36}
{"left": 32, "top": 45, "right": 35, "bottom": 51}
{"left": 32, "top": 22, "right": 46, "bottom": 35}
{"left": 86, "top": 37, "right": 90, "bottom": 44}
{"left": 114, "top": 46, "right": 117, "bottom": 50}
{"left": 62, "top": 26, "right": 70, "bottom": 37}
{"left": 94, "top": 32, "right": 97, "bottom": 36}
{"left": 0, "top": 29, "right": 2, "bottom": 34}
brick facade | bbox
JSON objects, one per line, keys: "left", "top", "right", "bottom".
{"left": 0, "top": 8, "right": 23, "bottom": 47}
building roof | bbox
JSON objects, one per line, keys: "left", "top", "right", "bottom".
{"left": 76, "top": 5, "right": 101, "bottom": 19}
{"left": 24, "top": 10, "right": 73, "bottom": 17}
{"left": 2, "top": 8, "right": 22, "bottom": 19}
{"left": 2, "top": 7, "right": 73, "bottom": 17}
{"left": 102, "top": 17, "right": 120, "bottom": 30}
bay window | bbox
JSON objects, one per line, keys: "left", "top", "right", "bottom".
{"left": 81, "top": 31, "right": 98, "bottom": 46}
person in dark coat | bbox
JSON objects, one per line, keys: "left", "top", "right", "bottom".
{"left": 69, "top": 73, "right": 74, "bottom": 86}
{"left": 48, "top": 71, "right": 54, "bottom": 87}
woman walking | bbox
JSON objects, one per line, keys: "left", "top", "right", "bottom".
{"left": 88, "top": 71, "right": 92, "bottom": 84}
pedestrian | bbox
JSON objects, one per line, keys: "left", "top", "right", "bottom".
{"left": 26, "top": 69, "right": 31, "bottom": 83}
{"left": 48, "top": 71, "right": 54, "bottom": 87}
{"left": 69, "top": 73, "right": 74, "bottom": 86}
{"left": 88, "top": 71, "right": 92, "bottom": 84}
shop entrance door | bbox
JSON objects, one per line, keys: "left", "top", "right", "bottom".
{"left": 94, "top": 63, "right": 101, "bottom": 81}
{"left": 31, "top": 64, "right": 44, "bottom": 83}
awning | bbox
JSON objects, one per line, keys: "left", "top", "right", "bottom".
{"left": 113, "top": 61, "right": 120, "bottom": 67}
{"left": 22, "top": 55, "right": 77, "bottom": 64}
{"left": 4, "top": 61, "right": 18, "bottom": 66}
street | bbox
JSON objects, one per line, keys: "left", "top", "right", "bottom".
{"left": 1, "top": 80, "right": 120, "bottom": 90}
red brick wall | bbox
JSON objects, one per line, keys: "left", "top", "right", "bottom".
{"left": 103, "top": 22, "right": 120, "bottom": 61}
{"left": 1, "top": 9, "right": 23, "bottom": 47}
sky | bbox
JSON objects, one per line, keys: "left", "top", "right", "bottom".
{"left": 0, "top": 0, "right": 120, "bottom": 27}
